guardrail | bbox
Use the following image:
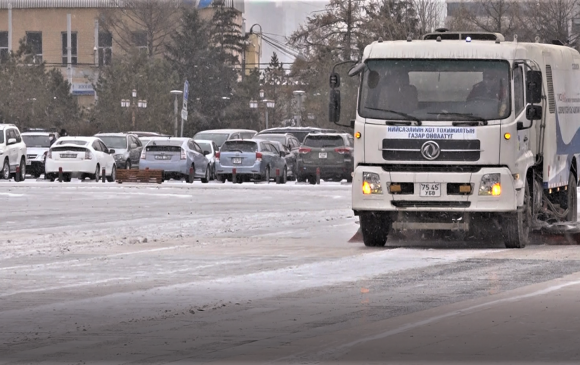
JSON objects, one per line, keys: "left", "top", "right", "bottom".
{"left": 116, "top": 168, "right": 164, "bottom": 184}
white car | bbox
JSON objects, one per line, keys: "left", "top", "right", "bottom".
{"left": 0, "top": 124, "right": 27, "bottom": 181}
{"left": 193, "top": 139, "right": 219, "bottom": 180}
{"left": 21, "top": 131, "right": 60, "bottom": 178}
{"left": 45, "top": 136, "right": 117, "bottom": 182}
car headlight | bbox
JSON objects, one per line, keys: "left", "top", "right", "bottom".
{"left": 479, "top": 173, "right": 501, "bottom": 196}
{"left": 114, "top": 154, "right": 124, "bottom": 160}
{"left": 362, "top": 172, "right": 382, "bottom": 195}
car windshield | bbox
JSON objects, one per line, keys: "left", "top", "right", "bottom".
{"left": 254, "top": 135, "right": 287, "bottom": 144}
{"left": 22, "top": 135, "right": 51, "bottom": 147}
{"left": 303, "top": 135, "right": 344, "bottom": 148}
{"left": 221, "top": 141, "right": 258, "bottom": 152}
{"left": 98, "top": 136, "right": 127, "bottom": 149}
{"left": 359, "top": 59, "right": 511, "bottom": 121}
{"left": 56, "top": 140, "right": 88, "bottom": 146}
{"left": 193, "top": 133, "right": 229, "bottom": 147}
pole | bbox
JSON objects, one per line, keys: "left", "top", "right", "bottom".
{"left": 297, "top": 95, "right": 302, "bottom": 127}
{"left": 94, "top": 19, "right": 99, "bottom": 66}
{"left": 8, "top": 3, "right": 12, "bottom": 53}
{"left": 67, "top": 14, "right": 72, "bottom": 84}
{"left": 132, "top": 103, "right": 136, "bottom": 128}
{"left": 174, "top": 95, "right": 178, "bottom": 137}
{"left": 265, "top": 107, "right": 269, "bottom": 130}
{"left": 180, "top": 115, "right": 184, "bottom": 137}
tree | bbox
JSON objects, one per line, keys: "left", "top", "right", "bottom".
{"left": 210, "top": 0, "right": 246, "bottom": 66}
{"left": 412, "top": 0, "right": 445, "bottom": 36}
{"left": 0, "top": 38, "right": 80, "bottom": 131}
{"left": 364, "top": 0, "right": 419, "bottom": 41}
{"left": 92, "top": 53, "right": 179, "bottom": 134}
{"left": 262, "top": 52, "right": 291, "bottom": 128}
{"left": 451, "top": 0, "right": 521, "bottom": 39}
{"left": 165, "top": 6, "right": 240, "bottom": 136}
{"left": 523, "top": 0, "right": 580, "bottom": 46}
{"left": 98, "top": 0, "right": 182, "bottom": 58}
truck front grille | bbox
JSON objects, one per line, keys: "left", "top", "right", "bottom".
{"left": 382, "top": 139, "right": 481, "bottom": 162}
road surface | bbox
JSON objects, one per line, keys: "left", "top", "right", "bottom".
{"left": 1, "top": 180, "right": 580, "bottom": 364}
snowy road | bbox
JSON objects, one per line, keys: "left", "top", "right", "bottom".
{"left": 2, "top": 181, "right": 580, "bottom": 364}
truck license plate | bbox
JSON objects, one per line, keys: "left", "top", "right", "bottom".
{"left": 319, "top": 152, "right": 327, "bottom": 159}
{"left": 420, "top": 183, "right": 441, "bottom": 197}
{"left": 232, "top": 157, "right": 241, "bottom": 164}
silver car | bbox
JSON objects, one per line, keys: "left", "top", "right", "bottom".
{"left": 193, "top": 139, "right": 219, "bottom": 180}
{"left": 215, "top": 139, "right": 288, "bottom": 184}
{"left": 139, "top": 137, "right": 211, "bottom": 183}
{"left": 95, "top": 133, "right": 143, "bottom": 170}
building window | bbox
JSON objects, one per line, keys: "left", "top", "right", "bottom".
{"left": 25, "top": 31, "right": 42, "bottom": 64}
{"left": 62, "top": 32, "right": 78, "bottom": 65}
{"left": 98, "top": 31, "right": 112, "bottom": 66}
{"left": 132, "top": 31, "right": 147, "bottom": 54}
{"left": 0, "top": 32, "right": 8, "bottom": 62}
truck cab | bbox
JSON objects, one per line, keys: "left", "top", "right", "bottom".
{"left": 330, "top": 31, "right": 580, "bottom": 249}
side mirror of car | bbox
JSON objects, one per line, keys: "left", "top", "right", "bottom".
{"left": 130, "top": 143, "right": 137, "bottom": 149}
{"left": 7, "top": 138, "right": 16, "bottom": 145}
{"left": 203, "top": 151, "right": 210, "bottom": 156}
{"left": 280, "top": 151, "right": 286, "bottom": 157}
{"left": 109, "top": 149, "right": 116, "bottom": 154}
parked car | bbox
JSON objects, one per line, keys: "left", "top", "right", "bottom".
{"left": 45, "top": 137, "right": 117, "bottom": 182}
{"left": 257, "top": 127, "right": 339, "bottom": 143}
{"left": 252, "top": 133, "right": 300, "bottom": 180}
{"left": 126, "top": 131, "right": 171, "bottom": 137}
{"left": 0, "top": 124, "right": 27, "bottom": 181}
{"left": 192, "top": 129, "right": 257, "bottom": 149}
{"left": 193, "top": 139, "right": 219, "bottom": 180}
{"left": 21, "top": 130, "right": 60, "bottom": 178}
{"left": 139, "top": 137, "right": 210, "bottom": 183}
{"left": 215, "top": 139, "right": 288, "bottom": 184}
{"left": 266, "top": 140, "right": 297, "bottom": 181}
{"left": 296, "top": 133, "right": 354, "bottom": 184}
{"left": 95, "top": 133, "right": 143, "bottom": 169}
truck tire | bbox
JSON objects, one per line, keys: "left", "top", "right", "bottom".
{"left": 561, "top": 171, "right": 578, "bottom": 222}
{"left": 360, "top": 212, "right": 391, "bottom": 247}
{"left": 503, "top": 178, "right": 531, "bottom": 248}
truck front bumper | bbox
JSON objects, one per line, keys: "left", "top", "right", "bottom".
{"left": 352, "top": 165, "right": 519, "bottom": 213}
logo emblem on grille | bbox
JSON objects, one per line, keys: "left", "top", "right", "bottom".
{"left": 421, "top": 141, "right": 440, "bottom": 160}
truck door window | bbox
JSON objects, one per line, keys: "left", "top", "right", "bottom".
{"left": 513, "top": 66, "right": 525, "bottom": 116}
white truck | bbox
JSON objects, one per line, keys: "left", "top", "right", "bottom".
{"left": 328, "top": 30, "right": 580, "bottom": 248}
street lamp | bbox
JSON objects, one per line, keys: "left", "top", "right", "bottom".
{"left": 249, "top": 98, "right": 275, "bottom": 130}
{"left": 170, "top": 90, "right": 183, "bottom": 137}
{"left": 121, "top": 90, "right": 147, "bottom": 128}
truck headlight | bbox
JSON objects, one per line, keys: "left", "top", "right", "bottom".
{"left": 479, "top": 173, "right": 501, "bottom": 196}
{"left": 362, "top": 172, "right": 382, "bottom": 195}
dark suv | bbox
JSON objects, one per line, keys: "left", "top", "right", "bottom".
{"left": 296, "top": 133, "right": 354, "bottom": 184}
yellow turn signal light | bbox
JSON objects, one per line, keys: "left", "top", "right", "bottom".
{"left": 491, "top": 183, "right": 501, "bottom": 196}
{"left": 459, "top": 185, "right": 472, "bottom": 194}
{"left": 362, "top": 181, "right": 372, "bottom": 195}
{"left": 355, "top": 131, "right": 362, "bottom": 139}
{"left": 504, "top": 133, "right": 511, "bottom": 140}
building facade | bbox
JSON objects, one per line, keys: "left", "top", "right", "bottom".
{"left": 0, "top": 0, "right": 254, "bottom": 107}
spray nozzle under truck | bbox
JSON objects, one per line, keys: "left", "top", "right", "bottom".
{"left": 329, "top": 31, "right": 580, "bottom": 249}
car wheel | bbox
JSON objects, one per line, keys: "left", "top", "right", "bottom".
{"left": 201, "top": 166, "right": 209, "bottom": 184}
{"left": 187, "top": 165, "right": 195, "bottom": 184}
{"left": 1, "top": 159, "right": 10, "bottom": 180}
{"left": 281, "top": 166, "right": 287, "bottom": 184}
{"left": 107, "top": 165, "right": 117, "bottom": 182}
{"left": 126, "top": 160, "right": 131, "bottom": 170}
{"left": 15, "top": 158, "right": 25, "bottom": 182}
{"left": 264, "top": 167, "right": 270, "bottom": 183}
{"left": 93, "top": 164, "right": 100, "bottom": 181}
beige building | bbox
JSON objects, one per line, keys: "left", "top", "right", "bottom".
{"left": 0, "top": 0, "right": 258, "bottom": 107}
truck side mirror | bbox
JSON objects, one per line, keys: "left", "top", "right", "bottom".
{"left": 329, "top": 88, "right": 341, "bottom": 123}
{"left": 525, "top": 104, "right": 542, "bottom": 121}
{"left": 526, "top": 71, "right": 542, "bottom": 104}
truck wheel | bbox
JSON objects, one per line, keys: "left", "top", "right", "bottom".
{"left": 503, "top": 179, "right": 531, "bottom": 248}
{"left": 560, "top": 171, "right": 578, "bottom": 222}
{"left": 360, "top": 212, "right": 391, "bottom": 247}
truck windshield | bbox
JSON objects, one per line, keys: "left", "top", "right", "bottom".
{"left": 359, "top": 59, "right": 511, "bottom": 122}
